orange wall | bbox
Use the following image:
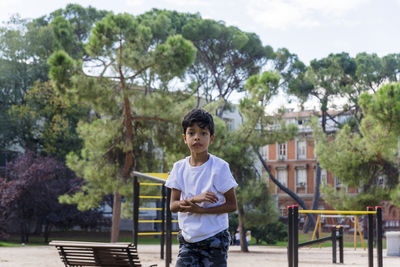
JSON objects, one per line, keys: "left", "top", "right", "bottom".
{"left": 287, "top": 140, "right": 295, "bottom": 160}
{"left": 269, "top": 144, "right": 276, "bottom": 160}
{"left": 306, "top": 138, "right": 315, "bottom": 159}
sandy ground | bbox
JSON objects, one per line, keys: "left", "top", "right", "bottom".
{"left": 0, "top": 244, "right": 399, "bottom": 266}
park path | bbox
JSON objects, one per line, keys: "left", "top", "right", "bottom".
{"left": 0, "top": 244, "right": 399, "bottom": 266}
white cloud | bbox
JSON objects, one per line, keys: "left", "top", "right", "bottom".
{"left": 125, "top": 0, "right": 146, "bottom": 7}
{"left": 246, "top": 0, "right": 369, "bottom": 29}
{"left": 125, "top": 0, "right": 210, "bottom": 8}
{"left": 0, "top": 1, "right": 22, "bottom": 23}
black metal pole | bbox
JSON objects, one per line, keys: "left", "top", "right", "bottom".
{"left": 339, "top": 226, "right": 344, "bottom": 264}
{"left": 293, "top": 205, "right": 299, "bottom": 267}
{"left": 367, "top": 206, "right": 374, "bottom": 267}
{"left": 161, "top": 185, "right": 166, "bottom": 259}
{"left": 132, "top": 176, "right": 140, "bottom": 248}
{"left": 375, "top": 206, "right": 383, "bottom": 267}
{"left": 288, "top": 206, "right": 293, "bottom": 267}
{"left": 332, "top": 227, "right": 337, "bottom": 264}
{"left": 166, "top": 188, "right": 172, "bottom": 267}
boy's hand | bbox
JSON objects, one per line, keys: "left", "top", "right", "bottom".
{"left": 189, "top": 191, "right": 218, "bottom": 204}
{"left": 179, "top": 199, "right": 203, "bottom": 213}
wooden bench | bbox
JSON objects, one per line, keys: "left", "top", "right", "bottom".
{"left": 50, "top": 240, "right": 156, "bottom": 267}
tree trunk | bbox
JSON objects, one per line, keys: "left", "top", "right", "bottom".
{"left": 20, "top": 221, "right": 25, "bottom": 243}
{"left": 44, "top": 223, "right": 51, "bottom": 243}
{"left": 237, "top": 205, "right": 249, "bottom": 252}
{"left": 111, "top": 189, "right": 122, "bottom": 242}
{"left": 303, "top": 163, "right": 321, "bottom": 234}
{"left": 254, "top": 149, "right": 316, "bottom": 227}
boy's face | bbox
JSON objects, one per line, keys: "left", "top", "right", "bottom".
{"left": 182, "top": 123, "right": 214, "bottom": 154}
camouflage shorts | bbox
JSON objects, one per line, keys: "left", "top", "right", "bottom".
{"left": 176, "top": 230, "right": 231, "bottom": 267}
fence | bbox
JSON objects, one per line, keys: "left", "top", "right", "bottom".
{"left": 132, "top": 171, "right": 174, "bottom": 267}
{"left": 287, "top": 206, "right": 383, "bottom": 267}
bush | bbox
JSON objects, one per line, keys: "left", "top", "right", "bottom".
{"left": 249, "top": 221, "right": 287, "bottom": 244}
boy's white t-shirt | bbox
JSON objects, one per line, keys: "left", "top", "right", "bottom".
{"left": 165, "top": 154, "right": 238, "bottom": 243}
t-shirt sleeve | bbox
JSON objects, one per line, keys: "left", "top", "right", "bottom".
{"left": 165, "top": 162, "right": 182, "bottom": 191}
{"left": 214, "top": 162, "right": 238, "bottom": 194}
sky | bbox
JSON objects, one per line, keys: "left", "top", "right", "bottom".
{"left": 1, "top": 0, "right": 400, "bottom": 111}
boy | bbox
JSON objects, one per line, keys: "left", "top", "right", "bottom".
{"left": 165, "top": 108, "right": 238, "bottom": 267}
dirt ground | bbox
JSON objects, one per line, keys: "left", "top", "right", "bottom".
{"left": 0, "top": 244, "right": 399, "bottom": 266}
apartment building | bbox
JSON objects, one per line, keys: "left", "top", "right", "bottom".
{"left": 261, "top": 110, "right": 400, "bottom": 231}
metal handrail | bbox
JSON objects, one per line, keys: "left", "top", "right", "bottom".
{"left": 133, "top": 171, "right": 166, "bottom": 183}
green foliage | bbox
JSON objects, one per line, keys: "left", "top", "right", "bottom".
{"left": 9, "top": 81, "right": 87, "bottom": 158}
{"left": 180, "top": 16, "right": 268, "bottom": 103}
{"left": 321, "top": 185, "right": 389, "bottom": 210}
{"left": 359, "top": 83, "right": 400, "bottom": 137}
{"left": 49, "top": 12, "right": 197, "bottom": 216}
{"left": 205, "top": 71, "right": 297, "bottom": 246}
{"left": 312, "top": 83, "right": 400, "bottom": 209}
{"left": 44, "top": 4, "right": 110, "bottom": 59}
{"left": 0, "top": 4, "right": 108, "bottom": 155}
{"left": 60, "top": 119, "right": 125, "bottom": 210}
{"left": 238, "top": 179, "right": 279, "bottom": 226}
{"left": 48, "top": 50, "right": 76, "bottom": 94}
{"left": 153, "top": 34, "right": 197, "bottom": 81}
{"left": 249, "top": 221, "right": 287, "bottom": 245}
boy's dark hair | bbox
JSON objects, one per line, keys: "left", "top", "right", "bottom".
{"left": 182, "top": 108, "right": 214, "bottom": 135}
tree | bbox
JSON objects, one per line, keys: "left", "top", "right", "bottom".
{"left": 136, "top": 11, "right": 301, "bottom": 249}
{"left": 0, "top": 151, "right": 105, "bottom": 243}
{"left": 181, "top": 17, "right": 269, "bottom": 111}
{"left": 34, "top": 4, "right": 110, "bottom": 60}
{"left": 239, "top": 179, "right": 286, "bottom": 245}
{"left": 286, "top": 52, "right": 400, "bottom": 231}
{"left": 0, "top": 16, "right": 45, "bottom": 148}
{"left": 7, "top": 81, "right": 88, "bottom": 158}
{"left": 0, "top": 5, "right": 108, "bottom": 153}
{"left": 49, "top": 12, "right": 197, "bottom": 242}
{"left": 205, "top": 71, "right": 297, "bottom": 252}
{"left": 240, "top": 70, "right": 321, "bottom": 240}
{"left": 312, "top": 83, "right": 400, "bottom": 210}
{"left": 133, "top": 14, "right": 307, "bottom": 245}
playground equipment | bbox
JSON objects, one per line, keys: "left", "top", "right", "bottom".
{"left": 310, "top": 214, "right": 365, "bottom": 250}
{"left": 287, "top": 206, "right": 383, "bottom": 267}
{"left": 132, "top": 172, "right": 175, "bottom": 267}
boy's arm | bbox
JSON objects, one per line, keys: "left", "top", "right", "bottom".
{"left": 170, "top": 188, "right": 184, "bottom": 213}
{"left": 180, "top": 188, "right": 237, "bottom": 214}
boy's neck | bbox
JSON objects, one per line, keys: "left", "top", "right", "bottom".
{"left": 189, "top": 151, "right": 210, "bottom": 166}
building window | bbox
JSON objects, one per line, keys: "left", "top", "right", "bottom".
{"left": 321, "top": 169, "right": 327, "bottom": 184}
{"left": 296, "top": 168, "right": 307, "bottom": 187}
{"left": 334, "top": 176, "right": 341, "bottom": 187}
{"left": 276, "top": 168, "right": 288, "bottom": 187}
{"left": 261, "top": 145, "right": 269, "bottom": 160}
{"left": 223, "top": 118, "right": 234, "bottom": 131}
{"left": 279, "top": 206, "right": 286, "bottom": 217}
{"left": 334, "top": 176, "right": 347, "bottom": 192}
{"left": 297, "top": 140, "right": 306, "bottom": 159}
{"left": 278, "top": 143, "right": 287, "bottom": 160}
{"left": 377, "top": 175, "right": 385, "bottom": 187}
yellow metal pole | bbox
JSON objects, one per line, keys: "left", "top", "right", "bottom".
{"left": 318, "top": 217, "right": 322, "bottom": 249}
{"left": 355, "top": 217, "right": 366, "bottom": 250}
{"left": 310, "top": 215, "right": 321, "bottom": 248}
{"left": 298, "top": 210, "right": 376, "bottom": 215}
{"left": 354, "top": 217, "right": 357, "bottom": 250}
{"left": 140, "top": 182, "right": 164, "bottom": 186}
{"left": 139, "top": 196, "right": 164, "bottom": 199}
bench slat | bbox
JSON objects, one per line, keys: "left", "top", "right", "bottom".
{"left": 50, "top": 240, "right": 144, "bottom": 267}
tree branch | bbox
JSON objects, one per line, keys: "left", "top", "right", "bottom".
{"left": 254, "top": 147, "right": 316, "bottom": 227}
{"left": 132, "top": 116, "right": 171, "bottom": 123}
